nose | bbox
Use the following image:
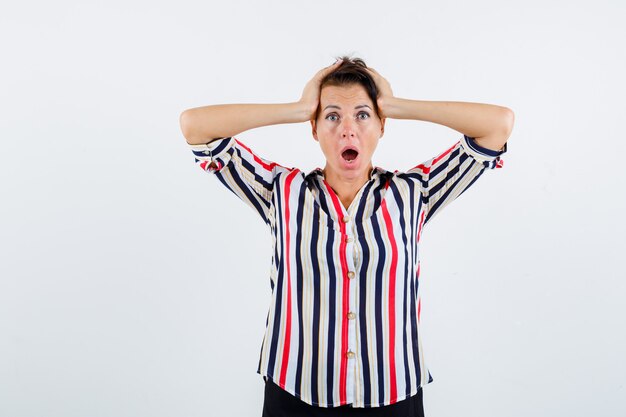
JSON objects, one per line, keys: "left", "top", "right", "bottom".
{"left": 340, "top": 118, "right": 356, "bottom": 138}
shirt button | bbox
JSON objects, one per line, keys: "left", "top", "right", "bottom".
{"left": 347, "top": 271, "right": 355, "bottom": 279}
{"left": 346, "top": 351, "right": 355, "bottom": 359}
{"left": 347, "top": 312, "right": 356, "bottom": 320}
{"left": 345, "top": 236, "right": 353, "bottom": 243}
{"left": 342, "top": 215, "right": 350, "bottom": 223}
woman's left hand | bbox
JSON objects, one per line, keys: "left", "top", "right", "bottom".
{"left": 366, "top": 67, "right": 394, "bottom": 119}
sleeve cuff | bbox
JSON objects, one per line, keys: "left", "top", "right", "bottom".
{"left": 189, "top": 137, "right": 236, "bottom": 173}
{"left": 460, "top": 134, "right": 507, "bottom": 163}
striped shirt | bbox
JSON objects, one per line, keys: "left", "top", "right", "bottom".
{"left": 189, "top": 134, "right": 507, "bottom": 408}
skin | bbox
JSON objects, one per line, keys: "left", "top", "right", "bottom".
{"left": 180, "top": 60, "right": 514, "bottom": 211}
{"left": 310, "top": 83, "right": 386, "bottom": 210}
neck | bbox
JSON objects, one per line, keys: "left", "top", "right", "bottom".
{"left": 322, "top": 164, "right": 373, "bottom": 209}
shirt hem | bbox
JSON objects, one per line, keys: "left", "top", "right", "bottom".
{"left": 258, "top": 371, "right": 431, "bottom": 408}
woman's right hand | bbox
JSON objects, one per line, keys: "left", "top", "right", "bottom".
{"left": 298, "top": 60, "right": 343, "bottom": 121}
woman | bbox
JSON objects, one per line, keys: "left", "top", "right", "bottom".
{"left": 181, "top": 57, "right": 513, "bottom": 416}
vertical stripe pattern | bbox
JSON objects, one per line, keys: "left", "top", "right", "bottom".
{"left": 189, "top": 134, "right": 507, "bottom": 408}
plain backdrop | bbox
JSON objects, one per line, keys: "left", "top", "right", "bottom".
{"left": 1, "top": 1, "right": 624, "bottom": 416}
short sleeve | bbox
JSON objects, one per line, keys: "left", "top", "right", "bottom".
{"left": 406, "top": 135, "right": 507, "bottom": 226}
{"left": 189, "top": 137, "right": 286, "bottom": 225}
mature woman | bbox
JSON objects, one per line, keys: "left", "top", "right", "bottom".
{"left": 180, "top": 56, "right": 513, "bottom": 417}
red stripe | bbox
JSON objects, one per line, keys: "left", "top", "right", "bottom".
{"left": 322, "top": 179, "right": 350, "bottom": 405}
{"left": 418, "top": 297, "right": 421, "bottom": 323}
{"left": 235, "top": 139, "right": 287, "bottom": 172}
{"left": 278, "top": 170, "right": 299, "bottom": 387}
{"left": 416, "top": 209, "right": 425, "bottom": 325}
{"left": 409, "top": 141, "right": 458, "bottom": 172}
{"left": 200, "top": 160, "right": 222, "bottom": 171}
{"left": 381, "top": 198, "right": 398, "bottom": 402}
{"left": 416, "top": 262, "right": 421, "bottom": 323}
{"left": 417, "top": 210, "right": 426, "bottom": 242}
{"left": 411, "top": 164, "right": 430, "bottom": 174}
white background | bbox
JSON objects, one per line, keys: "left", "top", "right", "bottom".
{"left": 1, "top": 1, "right": 624, "bottom": 416}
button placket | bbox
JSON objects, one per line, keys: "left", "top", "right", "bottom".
{"left": 341, "top": 191, "right": 374, "bottom": 405}
{"left": 343, "top": 214, "right": 358, "bottom": 406}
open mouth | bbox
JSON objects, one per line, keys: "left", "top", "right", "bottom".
{"left": 341, "top": 148, "right": 359, "bottom": 163}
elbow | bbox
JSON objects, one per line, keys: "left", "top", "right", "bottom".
{"left": 180, "top": 109, "right": 220, "bottom": 145}
{"left": 179, "top": 110, "right": 198, "bottom": 144}
{"left": 500, "top": 107, "right": 515, "bottom": 135}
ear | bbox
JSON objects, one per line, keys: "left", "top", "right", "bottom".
{"left": 311, "top": 119, "right": 318, "bottom": 141}
{"left": 380, "top": 117, "right": 386, "bottom": 138}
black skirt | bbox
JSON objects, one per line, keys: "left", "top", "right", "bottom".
{"left": 261, "top": 379, "right": 424, "bottom": 417}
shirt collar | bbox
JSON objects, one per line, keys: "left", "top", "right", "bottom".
{"left": 305, "top": 166, "right": 387, "bottom": 180}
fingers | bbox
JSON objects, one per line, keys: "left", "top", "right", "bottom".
{"left": 329, "top": 59, "right": 343, "bottom": 68}
{"left": 318, "top": 60, "right": 342, "bottom": 76}
{"left": 366, "top": 67, "right": 381, "bottom": 77}
{"left": 366, "top": 67, "right": 384, "bottom": 85}
{"left": 367, "top": 67, "right": 390, "bottom": 87}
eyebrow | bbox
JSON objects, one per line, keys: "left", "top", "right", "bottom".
{"left": 323, "top": 104, "right": 372, "bottom": 111}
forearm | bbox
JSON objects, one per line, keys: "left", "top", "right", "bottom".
{"left": 382, "top": 97, "right": 514, "bottom": 139}
{"left": 180, "top": 102, "right": 309, "bottom": 145}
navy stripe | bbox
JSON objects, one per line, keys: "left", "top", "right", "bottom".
{"left": 464, "top": 134, "right": 507, "bottom": 157}
{"left": 388, "top": 181, "right": 413, "bottom": 397}
{"left": 190, "top": 136, "right": 232, "bottom": 157}
{"left": 325, "top": 215, "right": 337, "bottom": 405}
{"left": 315, "top": 176, "right": 337, "bottom": 402}
{"left": 215, "top": 159, "right": 270, "bottom": 224}
{"left": 370, "top": 187, "right": 386, "bottom": 403}
{"left": 294, "top": 182, "right": 306, "bottom": 397}
{"left": 355, "top": 179, "right": 376, "bottom": 405}
{"left": 426, "top": 149, "right": 464, "bottom": 203}
{"left": 316, "top": 177, "right": 334, "bottom": 223}
{"left": 459, "top": 163, "right": 486, "bottom": 198}
{"left": 428, "top": 147, "right": 461, "bottom": 186}
{"left": 310, "top": 198, "right": 321, "bottom": 405}
{"left": 425, "top": 156, "right": 474, "bottom": 224}
{"left": 266, "top": 174, "right": 284, "bottom": 376}
{"left": 409, "top": 165, "right": 423, "bottom": 383}
{"left": 190, "top": 135, "right": 506, "bottom": 407}
{"left": 237, "top": 146, "right": 274, "bottom": 192}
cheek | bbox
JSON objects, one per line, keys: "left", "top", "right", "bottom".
{"left": 365, "top": 137, "right": 380, "bottom": 155}
{"left": 317, "top": 139, "right": 335, "bottom": 157}
{"left": 320, "top": 123, "right": 338, "bottom": 135}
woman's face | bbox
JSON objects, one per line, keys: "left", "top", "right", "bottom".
{"left": 311, "top": 83, "right": 385, "bottom": 179}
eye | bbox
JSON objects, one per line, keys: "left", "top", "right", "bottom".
{"left": 357, "top": 111, "right": 370, "bottom": 120}
{"left": 325, "top": 113, "right": 339, "bottom": 122}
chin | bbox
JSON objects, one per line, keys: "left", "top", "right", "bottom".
{"left": 337, "top": 155, "right": 371, "bottom": 175}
